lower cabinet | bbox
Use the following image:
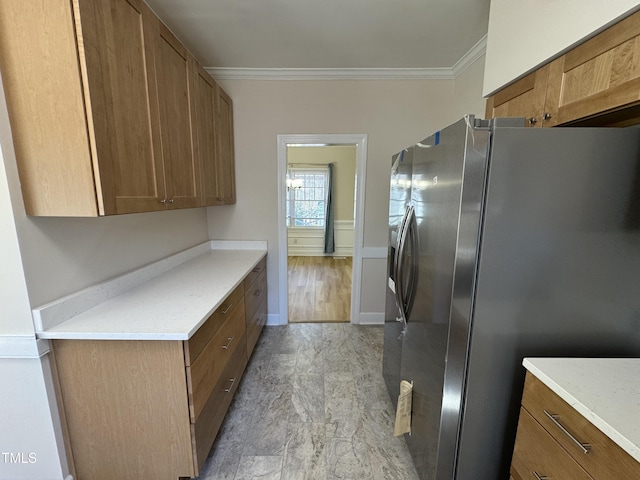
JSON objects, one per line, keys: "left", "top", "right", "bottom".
{"left": 244, "top": 257, "right": 267, "bottom": 357}
{"left": 51, "top": 262, "right": 267, "bottom": 480}
{"left": 510, "top": 372, "right": 640, "bottom": 480}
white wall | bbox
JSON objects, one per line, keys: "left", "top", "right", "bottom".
{"left": 483, "top": 0, "right": 640, "bottom": 96}
{"left": 207, "top": 67, "right": 486, "bottom": 321}
{"left": 453, "top": 56, "right": 487, "bottom": 120}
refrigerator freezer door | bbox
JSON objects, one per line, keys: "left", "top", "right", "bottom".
{"left": 401, "top": 117, "right": 490, "bottom": 480}
{"left": 383, "top": 148, "right": 414, "bottom": 406}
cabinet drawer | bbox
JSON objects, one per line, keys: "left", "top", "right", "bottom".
{"left": 185, "top": 284, "right": 244, "bottom": 366}
{"left": 511, "top": 407, "right": 592, "bottom": 480}
{"left": 245, "top": 268, "right": 267, "bottom": 322}
{"left": 246, "top": 296, "right": 267, "bottom": 356}
{"left": 192, "top": 339, "right": 247, "bottom": 472}
{"left": 186, "top": 300, "right": 245, "bottom": 422}
{"left": 522, "top": 372, "right": 640, "bottom": 480}
{"left": 244, "top": 257, "right": 266, "bottom": 290}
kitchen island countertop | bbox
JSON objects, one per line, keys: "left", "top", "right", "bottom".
{"left": 34, "top": 241, "right": 267, "bottom": 341}
{"left": 523, "top": 357, "right": 640, "bottom": 464}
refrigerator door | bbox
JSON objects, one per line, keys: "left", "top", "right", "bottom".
{"left": 383, "top": 147, "right": 414, "bottom": 405}
{"left": 456, "top": 125, "right": 640, "bottom": 480}
{"left": 401, "top": 117, "right": 490, "bottom": 480}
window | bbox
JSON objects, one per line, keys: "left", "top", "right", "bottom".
{"left": 286, "top": 168, "right": 328, "bottom": 227}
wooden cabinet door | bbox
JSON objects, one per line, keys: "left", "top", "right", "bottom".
{"left": 485, "top": 64, "right": 551, "bottom": 127}
{"left": 0, "top": 0, "right": 100, "bottom": 216}
{"left": 155, "top": 24, "right": 201, "bottom": 209}
{"left": 216, "top": 87, "right": 236, "bottom": 204}
{"left": 544, "top": 10, "right": 640, "bottom": 127}
{"left": 193, "top": 64, "right": 223, "bottom": 206}
{"left": 78, "top": 0, "right": 166, "bottom": 215}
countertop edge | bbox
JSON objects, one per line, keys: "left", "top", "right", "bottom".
{"left": 35, "top": 243, "right": 267, "bottom": 341}
{"left": 523, "top": 358, "right": 640, "bottom": 464}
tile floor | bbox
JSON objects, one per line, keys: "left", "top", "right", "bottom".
{"left": 197, "top": 323, "right": 419, "bottom": 480}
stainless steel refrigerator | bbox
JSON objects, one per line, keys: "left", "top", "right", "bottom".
{"left": 383, "top": 115, "right": 640, "bottom": 480}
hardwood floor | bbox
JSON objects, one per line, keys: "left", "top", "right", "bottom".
{"left": 288, "top": 256, "right": 352, "bottom": 323}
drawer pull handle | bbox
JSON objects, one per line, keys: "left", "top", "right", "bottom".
{"left": 224, "top": 377, "right": 236, "bottom": 393}
{"left": 252, "top": 267, "right": 261, "bottom": 273}
{"left": 253, "top": 289, "right": 262, "bottom": 296}
{"left": 222, "top": 337, "right": 234, "bottom": 349}
{"left": 533, "top": 472, "right": 548, "bottom": 480}
{"left": 221, "top": 303, "right": 233, "bottom": 315}
{"left": 544, "top": 410, "right": 591, "bottom": 454}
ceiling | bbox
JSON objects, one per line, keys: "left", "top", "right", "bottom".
{"left": 144, "top": 0, "right": 491, "bottom": 74}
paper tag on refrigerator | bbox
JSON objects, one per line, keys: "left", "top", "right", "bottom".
{"left": 388, "top": 277, "right": 396, "bottom": 294}
{"left": 394, "top": 380, "right": 413, "bottom": 436}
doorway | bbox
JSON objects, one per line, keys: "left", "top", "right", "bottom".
{"left": 278, "top": 134, "right": 367, "bottom": 324}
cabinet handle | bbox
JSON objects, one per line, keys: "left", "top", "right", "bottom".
{"left": 252, "top": 267, "right": 261, "bottom": 273}
{"left": 544, "top": 410, "right": 591, "bottom": 454}
{"left": 542, "top": 112, "right": 553, "bottom": 120}
{"left": 160, "top": 198, "right": 168, "bottom": 204}
{"left": 223, "top": 377, "right": 236, "bottom": 393}
{"left": 253, "top": 288, "right": 262, "bottom": 297}
{"left": 221, "top": 303, "right": 233, "bottom": 315}
{"left": 222, "top": 337, "right": 234, "bottom": 349}
{"left": 528, "top": 117, "right": 538, "bottom": 125}
{"left": 533, "top": 472, "right": 549, "bottom": 480}
{"left": 168, "top": 198, "right": 175, "bottom": 204}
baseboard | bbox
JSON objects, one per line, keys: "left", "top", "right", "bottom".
{"left": 357, "top": 312, "right": 385, "bottom": 325}
{"left": 266, "top": 313, "right": 285, "bottom": 326}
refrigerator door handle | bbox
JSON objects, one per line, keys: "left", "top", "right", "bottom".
{"left": 404, "top": 207, "right": 419, "bottom": 320}
{"left": 396, "top": 205, "right": 416, "bottom": 331}
{"left": 393, "top": 206, "right": 410, "bottom": 324}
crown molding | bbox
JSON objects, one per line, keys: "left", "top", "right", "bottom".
{"left": 451, "top": 34, "right": 487, "bottom": 78}
{"left": 205, "top": 36, "right": 487, "bottom": 81}
{"left": 205, "top": 67, "right": 454, "bottom": 81}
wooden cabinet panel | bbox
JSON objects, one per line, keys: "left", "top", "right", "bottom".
{"left": 244, "top": 259, "right": 267, "bottom": 357}
{"left": 216, "top": 87, "right": 236, "bottom": 204}
{"left": 546, "top": 10, "right": 640, "bottom": 126}
{"left": 192, "top": 338, "right": 247, "bottom": 471}
{"left": 522, "top": 373, "right": 640, "bottom": 480}
{"left": 247, "top": 296, "right": 267, "bottom": 356}
{"left": 186, "top": 300, "right": 245, "bottom": 422}
{"left": 79, "top": 0, "right": 167, "bottom": 214}
{"left": 245, "top": 269, "right": 267, "bottom": 323}
{"left": 485, "top": 65, "right": 550, "bottom": 128}
{"left": 244, "top": 257, "right": 267, "bottom": 290}
{"left": 184, "top": 283, "right": 244, "bottom": 366}
{"left": 52, "top": 340, "right": 194, "bottom": 480}
{"left": 194, "top": 63, "right": 223, "bottom": 206}
{"left": 511, "top": 407, "right": 592, "bottom": 480}
{"left": 156, "top": 24, "right": 201, "bottom": 209}
{"left": 0, "top": 0, "right": 99, "bottom": 216}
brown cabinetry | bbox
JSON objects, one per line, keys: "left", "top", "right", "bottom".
{"left": 244, "top": 257, "right": 267, "bottom": 356}
{"left": 510, "top": 372, "right": 640, "bottom": 480}
{"left": 215, "top": 87, "right": 237, "bottom": 205}
{"left": 51, "top": 257, "right": 267, "bottom": 480}
{"left": 486, "top": 9, "right": 640, "bottom": 127}
{"left": 193, "top": 64, "right": 236, "bottom": 206}
{"left": 0, "top": 0, "right": 234, "bottom": 216}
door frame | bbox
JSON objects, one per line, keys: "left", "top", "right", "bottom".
{"left": 277, "top": 134, "right": 368, "bottom": 324}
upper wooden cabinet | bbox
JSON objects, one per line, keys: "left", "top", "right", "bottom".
{"left": 485, "top": 65, "right": 551, "bottom": 127}
{"left": 193, "top": 65, "right": 236, "bottom": 206}
{"left": 215, "top": 87, "right": 236, "bottom": 205}
{"left": 0, "top": 0, "right": 234, "bottom": 216}
{"left": 155, "top": 24, "right": 201, "bottom": 210}
{"left": 486, "top": 9, "right": 640, "bottom": 128}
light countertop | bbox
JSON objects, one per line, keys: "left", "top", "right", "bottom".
{"left": 35, "top": 243, "right": 267, "bottom": 341}
{"left": 523, "top": 357, "right": 640, "bottom": 463}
